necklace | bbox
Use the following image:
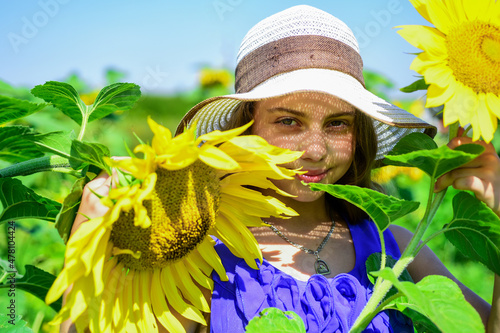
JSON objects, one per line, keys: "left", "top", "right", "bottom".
{"left": 267, "top": 216, "right": 335, "bottom": 275}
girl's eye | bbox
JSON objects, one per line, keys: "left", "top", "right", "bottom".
{"left": 328, "top": 120, "right": 349, "bottom": 128}
{"left": 277, "top": 118, "right": 297, "bottom": 126}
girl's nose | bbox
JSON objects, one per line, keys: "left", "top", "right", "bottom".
{"left": 299, "top": 131, "right": 328, "bottom": 162}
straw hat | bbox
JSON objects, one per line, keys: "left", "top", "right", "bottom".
{"left": 176, "top": 5, "right": 436, "bottom": 160}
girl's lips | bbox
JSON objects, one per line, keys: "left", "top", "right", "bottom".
{"left": 297, "top": 170, "right": 328, "bottom": 183}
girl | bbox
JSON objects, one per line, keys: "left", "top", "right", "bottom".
{"left": 69, "top": 5, "right": 500, "bottom": 332}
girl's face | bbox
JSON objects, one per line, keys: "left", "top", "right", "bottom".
{"left": 252, "top": 92, "right": 356, "bottom": 202}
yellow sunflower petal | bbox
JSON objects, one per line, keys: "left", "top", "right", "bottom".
{"left": 161, "top": 266, "right": 206, "bottom": 325}
{"left": 486, "top": 93, "right": 500, "bottom": 120}
{"left": 221, "top": 189, "right": 298, "bottom": 217}
{"left": 408, "top": 0, "right": 432, "bottom": 23}
{"left": 474, "top": 94, "right": 496, "bottom": 142}
{"left": 198, "top": 144, "right": 241, "bottom": 170}
{"left": 197, "top": 120, "right": 253, "bottom": 145}
{"left": 99, "top": 261, "right": 120, "bottom": 332}
{"left": 184, "top": 255, "right": 214, "bottom": 290}
{"left": 170, "top": 261, "right": 211, "bottom": 312}
{"left": 112, "top": 263, "right": 128, "bottom": 329}
{"left": 442, "top": 83, "right": 478, "bottom": 127}
{"left": 426, "top": 82, "right": 455, "bottom": 107}
{"left": 215, "top": 214, "right": 262, "bottom": 269}
{"left": 196, "top": 238, "right": 227, "bottom": 281}
{"left": 123, "top": 270, "right": 139, "bottom": 332}
{"left": 421, "top": 63, "right": 454, "bottom": 89}
{"left": 148, "top": 116, "right": 173, "bottom": 153}
{"left": 151, "top": 269, "right": 185, "bottom": 333}
{"left": 139, "top": 270, "right": 160, "bottom": 332}
{"left": 462, "top": 0, "right": 490, "bottom": 21}
{"left": 425, "top": 0, "right": 455, "bottom": 34}
{"left": 133, "top": 269, "right": 149, "bottom": 332}
{"left": 221, "top": 172, "right": 295, "bottom": 197}
{"left": 123, "top": 270, "right": 141, "bottom": 332}
{"left": 396, "top": 25, "right": 447, "bottom": 56}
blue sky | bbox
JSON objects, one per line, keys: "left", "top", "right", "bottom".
{"left": 1, "top": 0, "right": 429, "bottom": 97}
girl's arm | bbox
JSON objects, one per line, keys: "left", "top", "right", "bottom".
{"left": 390, "top": 129, "right": 500, "bottom": 330}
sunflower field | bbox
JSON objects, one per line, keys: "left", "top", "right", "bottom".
{"left": 0, "top": 65, "right": 498, "bottom": 332}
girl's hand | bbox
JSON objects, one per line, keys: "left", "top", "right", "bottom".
{"left": 434, "top": 128, "right": 500, "bottom": 217}
{"left": 71, "top": 170, "right": 112, "bottom": 236}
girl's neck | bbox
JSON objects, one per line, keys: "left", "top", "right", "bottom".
{"left": 265, "top": 192, "right": 332, "bottom": 228}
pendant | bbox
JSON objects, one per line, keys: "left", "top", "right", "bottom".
{"left": 314, "top": 258, "right": 331, "bottom": 275}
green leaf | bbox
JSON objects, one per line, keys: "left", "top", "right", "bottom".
{"left": 0, "top": 265, "right": 61, "bottom": 313}
{"left": 0, "top": 314, "right": 33, "bottom": 333}
{"left": 0, "top": 178, "right": 61, "bottom": 224}
{"left": 400, "top": 78, "right": 429, "bottom": 93}
{"left": 375, "top": 270, "right": 484, "bottom": 332}
{"left": 88, "top": 83, "right": 141, "bottom": 122}
{"left": 309, "top": 184, "right": 419, "bottom": 231}
{"left": 245, "top": 307, "right": 306, "bottom": 333}
{"left": 31, "top": 81, "right": 88, "bottom": 125}
{"left": 0, "top": 95, "right": 46, "bottom": 125}
{"left": 69, "top": 140, "right": 111, "bottom": 173}
{"left": 398, "top": 307, "right": 441, "bottom": 333}
{"left": 31, "top": 130, "right": 75, "bottom": 157}
{"left": 384, "top": 133, "right": 484, "bottom": 179}
{"left": 55, "top": 177, "right": 86, "bottom": 243}
{"left": 443, "top": 191, "right": 500, "bottom": 275}
{"left": 0, "top": 126, "right": 44, "bottom": 163}
{"left": 365, "top": 253, "right": 413, "bottom": 295}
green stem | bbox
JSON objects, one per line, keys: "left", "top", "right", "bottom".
{"left": 0, "top": 270, "right": 8, "bottom": 284}
{"left": 77, "top": 107, "right": 89, "bottom": 141}
{"left": 0, "top": 155, "right": 78, "bottom": 178}
{"left": 351, "top": 183, "right": 447, "bottom": 331}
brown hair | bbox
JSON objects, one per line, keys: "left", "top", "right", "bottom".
{"left": 222, "top": 101, "right": 380, "bottom": 222}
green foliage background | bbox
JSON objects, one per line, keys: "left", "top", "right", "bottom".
{"left": 0, "top": 68, "right": 498, "bottom": 332}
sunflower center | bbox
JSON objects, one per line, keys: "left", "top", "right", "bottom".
{"left": 110, "top": 161, "right": 220, "bottom": 270}
{"left": 446, "top": 20, "right": 500, "bottom": 94}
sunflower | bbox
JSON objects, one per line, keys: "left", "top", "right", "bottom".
{"left": 45, "top": 118, "right": 302, "bottom": 332}
{"left": 397, "top": 0, "right": 500, "bottom": 142}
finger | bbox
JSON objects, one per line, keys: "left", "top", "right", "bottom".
{"left": 452, "top": 176, "right": 498, "bottom": 212}
{"left": 72, "top": 171, "right": 112, "bottom": 235}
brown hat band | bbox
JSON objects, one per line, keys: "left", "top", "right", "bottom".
{"left": 235, "top": 35, "right": 365, "bottom": 93}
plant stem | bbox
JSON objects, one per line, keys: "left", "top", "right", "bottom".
{"left": 77, "top": 106, "right": 90, "bottom": 141}
{"left": 0, "top": 155, "right": 78, "bottom": 178}
{"left": 351, "top": 182, "right": 447, "bottom": 332}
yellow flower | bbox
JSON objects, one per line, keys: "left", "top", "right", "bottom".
{"left": 397, "top": 0, "right": 500, "bottom": 142}
{"left": 199, "top": 68, "right": 233, "bottom": 89}
{"left": 372, "top": 165, "right": 424, "bottom": 184}
{"left": 46, "top": 118, "right": 302, "bottom": 332}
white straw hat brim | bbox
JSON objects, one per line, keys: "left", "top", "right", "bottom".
{"left": 177, "top": 68, "right": 436, "bottom": 160}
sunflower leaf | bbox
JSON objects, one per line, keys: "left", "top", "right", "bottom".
{"left": 31, "top": 81, "right": 88, "bottom": 125}
{"left": 69, "top": 140, "right": 111, "bottom": 174}
{"left": 441, "top": 191, "right": 500, "bottom": 275}
{"left": 88, "top": 82, "right": 141, "bottom": 122}
{"left": 383, "top": 133, "right": 484, "bottom": 179}
{"left": 0, "top": 126, "right": 44, "bottom": 163}
{"left": 0, "top": 314, "right": 33, "bottom": 332}
{"left": 309, "top": 183, "right": 419, "bottom": 231}
{"left": 373, "top": 269, "right": 484, "bottom": 332}
{"left": 245, "top": 307, "right": 306, "bottom": 333}
{"left": 0, "top": 178, "right": 61, "bottom": 224}
{"left": 0, "top": 265, "right": 62, "bottom": 313}
{"left": 54, "top": 177, "right": 87, "bottom": 243}
{"left": 0, "top": 95, "right": 47, "bottom": 125}
{"left": 31, "top": 130, "right": 76, "bottom": 158}
{"left": 400, "top": 78, "right": 429, "bottom": 93}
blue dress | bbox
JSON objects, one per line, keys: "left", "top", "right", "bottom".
{"left": 210, "top": 219, "right": 414, "bottom": 332}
